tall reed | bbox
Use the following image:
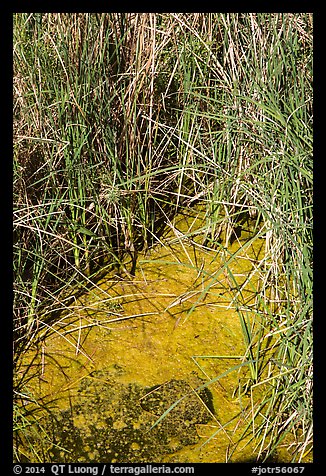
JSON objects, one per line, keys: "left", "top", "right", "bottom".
{"left": 169, "top": 13, "right": 313, "bottom": 461}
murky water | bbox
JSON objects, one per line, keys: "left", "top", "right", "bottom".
{"left": 15, "top": 214, "right": 299, "bottom": 463}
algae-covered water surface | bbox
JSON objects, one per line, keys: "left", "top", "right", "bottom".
{"left": 13, "top": 13, "right": 313, "bottom": 465}
{"left": 15, "top": 214, "right": 296, "bottom": 463}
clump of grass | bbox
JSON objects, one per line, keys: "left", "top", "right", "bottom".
{"left": 14, "top": 13, "right": 179, "bottom": 349}
{"left": 14, "top": 13, "right": 312, "bottom": 462}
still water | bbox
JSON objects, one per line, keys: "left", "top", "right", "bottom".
{"left": 15, "top": 215, "right": 298, "bottom": 462}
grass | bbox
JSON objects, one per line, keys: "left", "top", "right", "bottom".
{"left": 13, "top": 13, "right": 312, "bottom": 462}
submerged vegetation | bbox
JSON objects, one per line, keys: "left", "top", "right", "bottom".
{"left": 13, "top": 13, "right": 313, "bottom": 462}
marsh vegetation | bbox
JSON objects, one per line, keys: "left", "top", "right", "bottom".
{"left": 13, "top": 13, "right": 312, "bottom": 462}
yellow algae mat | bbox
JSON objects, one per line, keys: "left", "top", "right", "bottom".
{"left": 16, "top": 224, "right": 295, "bottom": 462}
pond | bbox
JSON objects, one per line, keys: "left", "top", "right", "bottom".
{"left": 15, "top": 213, "right": 297, "bottom": 463}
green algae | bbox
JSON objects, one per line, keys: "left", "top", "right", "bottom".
{"left": 15, "top": 213, "right": 300, "bottom": 463}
